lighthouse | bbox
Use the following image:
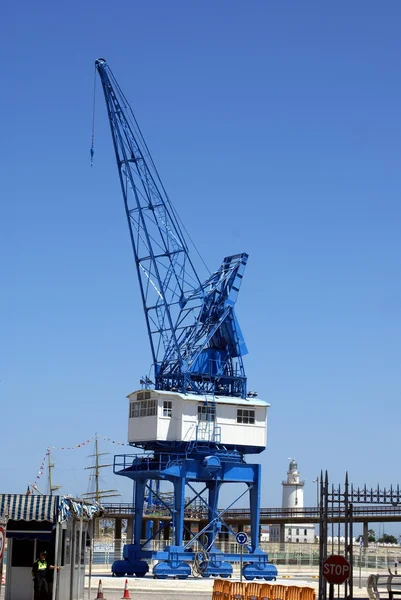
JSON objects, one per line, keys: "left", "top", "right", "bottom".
{"left": 270, "top": 459, "right": 315, "bottom": 543}
{"left": 282, "top": 458, "right": 304, "bottom": 509}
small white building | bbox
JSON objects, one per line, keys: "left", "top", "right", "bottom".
{"left": 269, "top": 459, "right": 315, "bottom": 543}
{"left": 1, "top": 494, "right": 102, "bottom": 600}
{"left": 260, "top": 529, "right": 270, "bottom": 542}
{"left": 127, "top": 389, "right": 269, "bottom": 453}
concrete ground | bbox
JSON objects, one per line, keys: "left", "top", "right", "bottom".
{"left": 84, "top": 574, "right": 371, "bottom": 599}
{"left": 86, "top": 588, "right": 209, "bottom": 600}
{"left": 86, "top": 593, "right": 208, "bottom": 600}
{"left": 0, "top": 568, "right": 376, "bottom": 599}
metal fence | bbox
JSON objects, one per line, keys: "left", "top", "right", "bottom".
{"left": 90, "top": 539, "right": 400, "bottom": 570}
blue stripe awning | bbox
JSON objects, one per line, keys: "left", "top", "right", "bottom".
{"left": 0, "top": 494, "right": 58, "bottom": 522}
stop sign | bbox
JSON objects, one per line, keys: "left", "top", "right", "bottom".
{"left": 323, "top": 554, "right": 351, "bottom": 584}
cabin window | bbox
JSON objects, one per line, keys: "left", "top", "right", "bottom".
{"left": 304, "top": 529, "right": 307, "bottom": 536}
{"left": 137, "top": 390, "right": 151, "bottom": 401}
{"left": 163, "top": 400, "right": 172, "bottom": 417}
{"left": 296, "top": 528, "right": 299, "bottom": 535}
{"left": 11, "top": 539, "right": 35, "bottom": 567}
{"left": 130, "top": 398, "right": 156, "bottom": 418}
{"left": 198, "top": 404, "right": 216, "bottom": 422}
{"left": 61, "top": 530, "right": 70, "bottom": 565}
{"left": 146, "top": 399, "right": 156, "bottom": 416}
{"left": 288, "top": 528, "right": 291, "bottom": 535}
{"left": 237, "top": 409, "right": 255, "bottom": 424}
{"left": 75, "top": 531, "right": 86, "bottom": 565}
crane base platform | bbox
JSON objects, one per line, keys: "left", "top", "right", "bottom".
{"left": 153, "top": 561, "right": 192, "bottom": 579}
{"left": 111, "top": 544, "right": 278, "bottom": 580}
{"left": 196, "top": 560, "right": 233, "bottom": 578}
{"left": 112, "top": 558, "right": 149, "bottom": 578}
{"left": 242, "top": 562, "right": 278, "bottom": 581}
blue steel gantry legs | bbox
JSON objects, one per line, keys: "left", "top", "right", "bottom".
{"left": 111, "top": 453, "right": 278, "bottom": 581}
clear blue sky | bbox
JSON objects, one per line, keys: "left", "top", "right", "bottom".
{"left": 2, "top": 1, "right": 400, "bottom": 533}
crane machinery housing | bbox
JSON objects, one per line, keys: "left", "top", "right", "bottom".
{"left": 95, "top": 58, "right": 277, "bottom": 581}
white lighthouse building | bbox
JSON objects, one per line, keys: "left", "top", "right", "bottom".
{"left": 270, "top": 459, "right": 315, "bottom": 543}
{"left": 282, "top": 458, "right": 304, "bottom": 509}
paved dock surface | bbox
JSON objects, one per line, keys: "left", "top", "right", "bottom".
{"left": 86, "top": 592, "right": 208, "bottom": 600}
{"left": 0, "top": 570, "right": 377, "bottom": 599}
{"left": 85, "top": 575, "right": 214, "bottom": 597}
{"left": 84, "top": 575, "right": 370, "bottom": 599}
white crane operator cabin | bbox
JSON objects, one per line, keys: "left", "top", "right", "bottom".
{"left": 127, "top": 389, "right": 269, "bottom": 452}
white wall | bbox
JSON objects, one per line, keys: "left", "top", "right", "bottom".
{"left": 282, "top": 485, "right": 304, "bottom": 509}
{"left": 61, "top": 519, "right": 87, "bottom": 600}
{"left": 127, "top": 392, "right": 267, "bottom": 449}
{"left": 284, "top": 524, "right": 315, "bottom": 543}
{"left": 181, "top": 399, "right": 198, "bottom": 442}
{"left": 128, "top": 415, "right": 158, "bottom": 442}
{"left": 5, "top": 539, "right": 33, "bottom": 600}
{"left": 217, "top": 404, "right": 266, "bottom": 448}
{"left": 159, "top": 394, "right": 183, "bottom": 441}
{"left": 128, "top": 394, "right": 184, "bottom": 443}
{"left": 269, "top": 524, "right": 315, "bottom": 543}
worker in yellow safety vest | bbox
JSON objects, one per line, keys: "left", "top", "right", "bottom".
{"left": 32, "top": 550, "right": 58, "bottom": 600}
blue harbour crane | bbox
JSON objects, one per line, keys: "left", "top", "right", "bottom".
{"left": 95, "top": 58, "right": 277, "bottom": 581}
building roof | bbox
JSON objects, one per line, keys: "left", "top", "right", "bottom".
{"left": 0, "top": 494, "right": 104, "bottom": 524}
{"left": 0, "top": 494, "right": 58, "bottom": 522}
{"left": 127, "top": 389, "right": 269, "bottom": 407}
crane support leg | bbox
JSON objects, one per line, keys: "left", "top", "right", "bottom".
{"left": 134, "top": 480, "right": 146, "bottom": 545}
{"left": 249, "top": 464, "right": 261, "bottom": 553}
{"left": 111, "top": 452, "right": 278, "bottom": 580}
{"left": 207, "top": 481, "right": 221, "bottom": 549}
{"left": 173, "top": 477, "right": 186, "bottom": 546}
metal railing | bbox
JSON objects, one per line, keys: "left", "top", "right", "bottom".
{"left": 367, "top": 572, "right": 401, "bottom": 599}
{"left": 102, "top": 503, "right": 401, "bottom": 522}
{"left": 113, "top": 454, "right": 186, "bottom": 474}
{"left": 88, "top": 540, "right": 400, "bottom": 572}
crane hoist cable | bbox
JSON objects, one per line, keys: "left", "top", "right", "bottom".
{"left": 90, "top": 65, "right": 97, "bottom": 166}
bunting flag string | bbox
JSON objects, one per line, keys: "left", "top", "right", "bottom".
{"left": 30, "top": 435, "right": 131, "bottom": 490}
{"left": 98, "top": 435, "right": 129, "bottom": 447}
{"left": 31, "top": 448, "right": 50, "bottom": 490}
{"left": 48, "top": 435, "right": 130, "bottom": 451}
{"left": 49, "top": 437, "right": 95, "bottom": 451}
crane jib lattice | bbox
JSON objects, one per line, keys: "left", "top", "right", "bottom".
{"left": 95, "top": 59, "right": 248, "bottom": 398}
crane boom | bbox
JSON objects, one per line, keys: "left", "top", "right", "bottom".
{"left": 96, "top": 58, "right": 248, "bottom": 397}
